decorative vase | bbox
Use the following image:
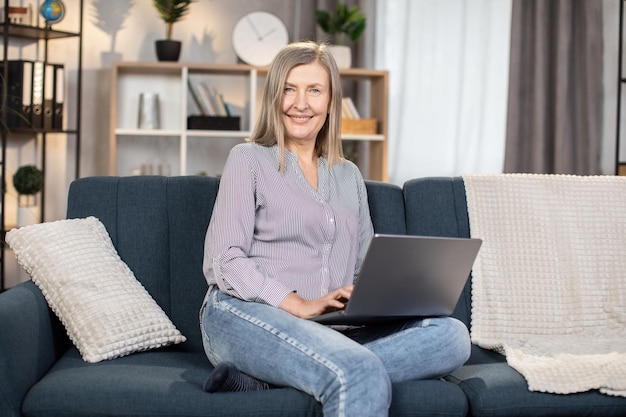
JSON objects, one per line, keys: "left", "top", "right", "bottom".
{"left": 39, "top": 0, "right": 65, "bottom": 25}
{"left": 329, "top": 45, "right": 352, "bottom": 69}
{"left": 155, "top": 40, "right": 181, "bottom": 62}
{"left": 17, "top": 194, "right": 38, "bottom": 227}
{"left": 137, "top": 93, "right": 161, "bottom": 129}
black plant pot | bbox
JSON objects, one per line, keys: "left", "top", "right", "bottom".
{"left": 155, "top": 40, "right": 181, "bottom": 62}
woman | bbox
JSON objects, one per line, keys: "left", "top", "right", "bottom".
{"left": 200, "top": 41, "right": 470, "bottom": 417}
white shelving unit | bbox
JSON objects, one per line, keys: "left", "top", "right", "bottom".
{"left": 110, "top": 62, "right": 388, "bottom": 181}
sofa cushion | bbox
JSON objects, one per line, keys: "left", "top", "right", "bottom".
{"left": 22, "top": 348, "right": 321, "bottom": 417}
{"left": 162, "top": 176, "right": 221, "bottom": 352}
{"left": 402, "top": 177, "right": 470, "bottom": 239}
{"left": 365, "top": 180, "right": 407, "bottom": 234}
{"left": 448, "top": 360, "right": 626, "bottom": 417}
{"left": 67, "top": 176, "right": 220, "bottom": 353}
{"left": 402, "top": 177, "right": 473, "bottom": 329}
{"left": 5, "top": 217, "right": 186, "bottom": 363}
{"left": 23, "top": 347, "right": 468, "bottom": 417}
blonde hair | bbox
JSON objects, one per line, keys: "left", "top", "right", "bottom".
{"left": 249, "top": 41, "right": 344, "bottom": 171}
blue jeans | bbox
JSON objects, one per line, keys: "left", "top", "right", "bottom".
{"left": 200, "top": 288, "right": 471, "bottom": 417}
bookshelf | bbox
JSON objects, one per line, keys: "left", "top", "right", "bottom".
{"left": 0, "top": 0, "right": 83, "bottom": 291}
{"left": 109, "top": 62, "right": 388, "bottom": 181}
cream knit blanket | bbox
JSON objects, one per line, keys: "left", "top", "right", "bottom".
{"left": 463, "top": 174, "right": 626, "bottom": 397}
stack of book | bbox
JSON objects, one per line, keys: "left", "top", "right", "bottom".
{"left": 341, "top": 97, "right": 377, "bottom": 134}
{"left": 187, "top": 79, "right": 240, "bottom": 131}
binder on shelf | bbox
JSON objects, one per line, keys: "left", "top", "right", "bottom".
{"left": 198, "top": 82, "right": 220, "bottom": 116}
{"left": 0, "top": 60, "right": 34, "bottom": 129}
{"left": 43, "top": 63, "right": 54, "bottom": 130}
{"left": 223, "top": 102, "right": 235, "bottom": 117}
{"left": 31, "top": 61, "right": 44, "bottom": 129}
{"left": 342, "top": 97, "right": 361, "bottom": 119}
{"left": 187, "top": 78, "right": 209, "bottom": 116}
{"left": 341, "top": 98, "right": 352, "bottom": 119}
{"left": 214, "top": 89, "right": 230, "bottom": 116}
{"left": 346, "top": 97, "right": 361, "bottom": 119}
{"left": 53, "top": 64, "right": 64, "bottom": 130}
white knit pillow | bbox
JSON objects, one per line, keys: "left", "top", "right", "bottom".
{"left": 5, "top": 216, "right": 186, "bottom": 363}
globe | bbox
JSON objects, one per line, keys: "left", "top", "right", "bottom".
{"left": 39, "top": 0, "right": 65, "bottom": 24}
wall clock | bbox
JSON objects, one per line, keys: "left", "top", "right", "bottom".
{"left": 232, "top": 11, "right": 289, "bottom": 66}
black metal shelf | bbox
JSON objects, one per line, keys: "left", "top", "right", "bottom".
{"left": 0, "top": 0, "right": 83, "bottom": 292}
{"left": 4, "top": 127, "right": 79, "bottom": 135}
{"left": 0, "top": 23, "right": 79, "bottom": 40}
{"left": 617, "top": 0, "right": 625, "bottom": 173}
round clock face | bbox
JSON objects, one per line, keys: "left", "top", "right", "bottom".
{"left": 232, "top": 11, "right": 289, "bottom": 66}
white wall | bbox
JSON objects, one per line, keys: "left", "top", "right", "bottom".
{"left": 7, "top": 0, "right": 621, "bottom": 222}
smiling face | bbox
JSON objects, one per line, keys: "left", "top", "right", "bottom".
{"left": 281, "top": 61, "right": 331, "bottom": 148}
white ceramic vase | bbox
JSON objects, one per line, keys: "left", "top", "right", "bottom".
{"left": 17, "top": 194, "right": 38, "bottom": 227}
{"left": 329, "top": 45, "right": 352, "bottom": 69}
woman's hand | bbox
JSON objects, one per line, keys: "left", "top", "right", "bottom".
{"left": 279, "top": 285, "right": 354, "bottom": 319}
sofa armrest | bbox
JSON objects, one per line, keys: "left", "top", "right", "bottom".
{"left": 0, "top": 281, "right": 69, "bottom": 416}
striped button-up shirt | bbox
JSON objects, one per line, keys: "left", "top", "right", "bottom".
{"left": 203, "top": 142, "right": 374, "bottom": 307}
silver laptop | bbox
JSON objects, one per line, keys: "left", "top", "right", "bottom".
{"left": 310, "top": 234, "right": 482, "bottom": 325}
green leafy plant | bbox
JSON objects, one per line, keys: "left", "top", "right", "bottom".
{"left": 13, "top": 165, "right": 43, "bottom": 195}
{"left": 152, "top": 0, "right": 195, "bottom": 40}
{"left": 315, "top": 2, "right": 366, "bottom": 45}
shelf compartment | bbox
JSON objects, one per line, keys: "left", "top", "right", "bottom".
{"left": 115, "top": 134, "right": 180, "bottom": 177}
{"left": 0, "top": 23, "right": 79, "bottom": 40}
{"left": 186, "top": 135, "right": 244, "bottom": 177}
{"left": 187, "top": 69, "right": 254, "bottom": 132}
{"left": 116, "top": 72, "right": 182, "bottom": 131}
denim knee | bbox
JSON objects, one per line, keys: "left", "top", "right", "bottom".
{"left": 445, "top": 317, "right": 472, "bottom": 370}
{"left": 320, "top": 347, "right": 391, "bottom": 416}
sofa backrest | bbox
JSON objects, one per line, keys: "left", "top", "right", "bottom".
{"left": 66, "top": 176, "right": 409, "bottom": 353}
{"left": 402, "top": 177, "right": 473, "bottom": 328}
{"left": 364, "top": 180, "right": 407, "bottom": 235}
{"left": 67, "top": 176, "right": 218, "bottom": 352}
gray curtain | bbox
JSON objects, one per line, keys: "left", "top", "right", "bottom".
{"left": 504, "top": 0, "right": 604, "bottom": 174}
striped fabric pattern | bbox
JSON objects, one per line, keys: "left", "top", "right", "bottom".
{"left": 203, "top": 143, "right": 374, "bottom": 307}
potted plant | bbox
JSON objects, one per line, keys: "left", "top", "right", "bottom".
{"left": 13, "top": 164, "right": 44, "bottom": 226}
{"left": 13, "top": 165, "right": 43, "bottom": 204}
{"left": 152, "top": 0, "right": 195, "bottom": 62}
{"left": 315, "top": 2, "right": 366, "bottom": 68}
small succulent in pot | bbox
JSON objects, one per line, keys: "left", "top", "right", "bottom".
{"left": 315, "top": 2, "right": 366, "bottom": 45}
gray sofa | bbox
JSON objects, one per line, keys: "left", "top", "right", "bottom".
{"left": 1, "top": 175, "right": 625, "bottom": 417}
